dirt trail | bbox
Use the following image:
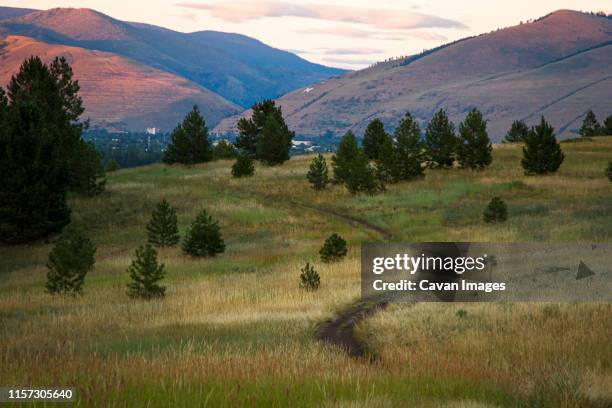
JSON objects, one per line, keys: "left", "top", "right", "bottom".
{"left": 294, "top": 202, "right": 394, "bottom": 359}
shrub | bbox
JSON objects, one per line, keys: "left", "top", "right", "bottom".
{"left": 183, "top": 210, "right": 225, "bottom": 257}
{"left": 307, "top": 153, "right": 329, "bottom": 190}
{"left": 127, "top": 244, "right": 166, "bottom": 299}
{"left": 299, "top": 262, "right": 320, "bottom": 291}
{"left": 320, "top": 233, "right": 348, "bottom": 263}
{"left": 606, "top": 161, "right": 612, "bottom": 182}
{"left": 521, "top": 116, "right": 564, "bottom": 175}
{"left": 46, "top": 228, "right": 96, "bottom": 295}
{"left": 231, "top": 153, "right": 255, "bottom": 178}
{"left": 483, "top": 197, "right": 508, "bottom": 223}
{"left": 147, "top": 200, "right": 180, "bottom": 247}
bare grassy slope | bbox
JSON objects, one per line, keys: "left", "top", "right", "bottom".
{"left": 0, "top": 35, "right": 241, "bottom": 130}
{"left": 214, "top": 10, "right": 612, "bottom": 140}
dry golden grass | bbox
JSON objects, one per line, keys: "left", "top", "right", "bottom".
{"left": 0, "top": 138, "right": 611, "bottom": 406}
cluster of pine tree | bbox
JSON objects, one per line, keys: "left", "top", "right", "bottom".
{"left": 0, "top": 57, "right": 106, "bottom": 244}
{"left": 579, "top": 110, "right": 612, "bottom": 137}
{"left": 235, "top": 100, "right": 294, "bottom": 166}
{"left": 319, "top": 108, "right": 493, "bottom": 194}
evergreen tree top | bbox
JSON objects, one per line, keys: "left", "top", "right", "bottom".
{"left": 395, "top": 112, "right": 421, "bottom": 139}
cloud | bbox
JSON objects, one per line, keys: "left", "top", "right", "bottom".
{"left": 321, "top": 56, "right": 377, "bottom": 66}
{"left": 177, "top": 1, "right": 466, "bottom": 30}
{"left": 319, "top": 47, "right": 383, "bottom": 55}
{"left": 298, "top": 26, "right": 446, "bottom": 42}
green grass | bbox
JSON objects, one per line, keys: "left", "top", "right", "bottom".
{"left": 1, "top": 138, "right": 611, "bottom": 406}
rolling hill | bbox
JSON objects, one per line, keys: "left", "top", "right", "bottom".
{"left": 0, "top": 35, "right": 241, "bottom": 131}
{"left": 0, "top": 7, "right": 345, "bottom": 108}
{"left": 214, "top": 10, "right": 612, "bottom": 141}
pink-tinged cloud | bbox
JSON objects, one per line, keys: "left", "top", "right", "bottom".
{"left": 320, "top": 47, "right": 383, "bottom": 55}
{"left": 299, "top": 26, "right": 447, "bottom": 42}
{"left": 176, "top": 1, "right": 466, "bottom": 30}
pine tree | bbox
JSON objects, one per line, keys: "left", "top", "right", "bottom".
{"left": 147, "top": 200, "right": 180, "bottom": 247}
{"left": 579, "top": 110, "right": 600, "bottom": 137}
{"left": 483, "top": 197, "right": 508, "bottom": 223}
{"left": 163, "top": 106, "right": 212, "bottom": 164}
{"left": 503, "top": 120, "right": 529, "bottom": 143}
{"left": 319, "top": 233, "right": 348, "bottom": 263}
{"left": 332, "top": 130, "right": 360, "bottom": 184}
{"left": 307, "top": 154, "right": 329, "bottom": 190}
{"left": 424, "top": 109, "right": 456, "bottom": 168}
{"left": 127, "top": 244, "right": 166, "bottom": 299}
{"left": 231, "top": 152, "right": 255, "bottom": 177}
{"left": 236, "top": 99, "right": 293, "bottom": 161}
{"left": 345, "top": 150, "right": 382, "bottom": 195}
{"left": 46, "top": 228, "right": 96, "bottom": 295}
{"left": 362, "top": 118, "right": 388, "bottom": 160}
{"left": 0, "top": 57, "right": 82, "bottom": 244}
{"left": 70, "top": 141, "right": 106, "bottom": 196}
{"left": 106, "top": 159, "right": 119, "bottom": 172}
{"left": 456, "top": 108, "right": 492, "bottom": 170}
{"left": 256, "top": 116, "right": 291, "bottom": 165}
{"left": 213, "top": 140, "right": 237, "bottom": 160}
{"left": 299, "top": 262, "right": 320, "bottom": 291}
{"left": 604, "top": 115, "right": 612, "bottom": 136}
{"left": 521, "top": 117, "right": 564, "bottom": 175}
{"left": 605, "top": 161, "right": 612, "bottom": 182}
{"left": 393, "top": 112, "right": 425, "bottom": 180}
{"left": 374, "top": 134, "right": 397, "bottom": 183}
{"left": 183, "top": 210, "right": 225, "bottom": 257}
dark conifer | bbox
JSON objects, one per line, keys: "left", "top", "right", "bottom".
{"left": 605, "top": 161, "right": 612, "bottom": 182}
{"left": 231, "top": 152, "right": 255, "bottom": 178}
{"left": 331, "top": 130, "right": 360, "bottom": 184}
{"left": 307, "top": 154, "right": 329, "bottom": 190}
{"left": 456, "top": 108, "right": 492, "bottom": 170}
{"left": 163, "top": 106, "right": 212, "bottom": 164}
{"left": 483, "top": 197, "right": 508, "bottom": 223}
{"left": 521, "top": 117, "right": 564, "bottom": 175}
{"left": 503, "top": 120, "right": 529, "bottom": 143}
{"left": 70, "top": 141, "right": 106, "bottom": 196}
{"left": 362, "top": 118, "right": 389, "bottom": 160}
{"left": 147, "top": 200, "right": 180, "bottom": 247}
{"left": 345, "top": 150, "right": 381, "bottom": 195}
{"left": 46, "top": 228, "right": 96, "bottom": 295}
{"left": 183, "top": 210, "right": 225, "bottom": 257}
{"left": 603, "top": 115, "right": 612, "bottom": 136}
{"left": 319, "top": 233, "right": 348, "bottom": 263}
{"left": 393, "top": 112, "right": 425, "bottom": 180}
{"left": 424, "top": 109, "right": 456, "bottom": 168}
{"left": 127, "top": 244, "right": 166, "bottom": 299}
{"left": 236, "top": 99, "right": 293, "bottom": 161}
{"left": 579, "top": 110, "right": 601, "bottom": 137}
{"left": 299, "top": 262, "right": 320, "bottom": 291}
{"left": 374, "top": 135, "right": 397, "bottom": 183}
{"left": 213, "top": 140, "right": 237, "bottom": 160}
{"left": 256, "top": 116, "right": 291, "bottom": 165}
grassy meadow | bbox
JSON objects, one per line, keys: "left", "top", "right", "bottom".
{"left": 1, "top": 138, "right": 611, "bottom": 406}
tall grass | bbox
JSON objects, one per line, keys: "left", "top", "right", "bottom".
{"left": 0, "top": 138, "right": 611, "bottom": 406}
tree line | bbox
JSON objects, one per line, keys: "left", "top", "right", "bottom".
{"left": 306, "top": 109, "right": 568, "bottom": 195}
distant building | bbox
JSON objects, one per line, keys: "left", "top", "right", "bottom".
{"left": 292, "top": 140, "right": 312, "bottom": 147}
{"left": 146, "top": 127, "right": 157, "bottom": 135}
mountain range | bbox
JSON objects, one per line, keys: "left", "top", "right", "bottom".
{"left": 0, "top": 6, "right": 344, "bottom": 131}
{"left": 215, "top": 10, "right": 612, "bottom": 141}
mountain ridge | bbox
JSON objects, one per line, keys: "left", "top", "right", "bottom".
{"left": 214, "top": 9, "right": 612, "bottom": 140}
{"left": 1, "top": 7, "right": 345, "bottom": 107}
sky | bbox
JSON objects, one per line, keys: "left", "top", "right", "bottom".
{"left": 3, "top": 1, "right": 610, "bottom": 69}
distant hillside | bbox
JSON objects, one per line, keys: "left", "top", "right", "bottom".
{"left": 0, "top": 6, "right": 35, "bottom": 20}
{"left": 0, "top": 35, "right": 241, "bottom": 131}
{"left": 214, "top": 10, "right": 612, "bottom": 141}
{"left": 1, "top": 7, "right": 345, "bottom": 107}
